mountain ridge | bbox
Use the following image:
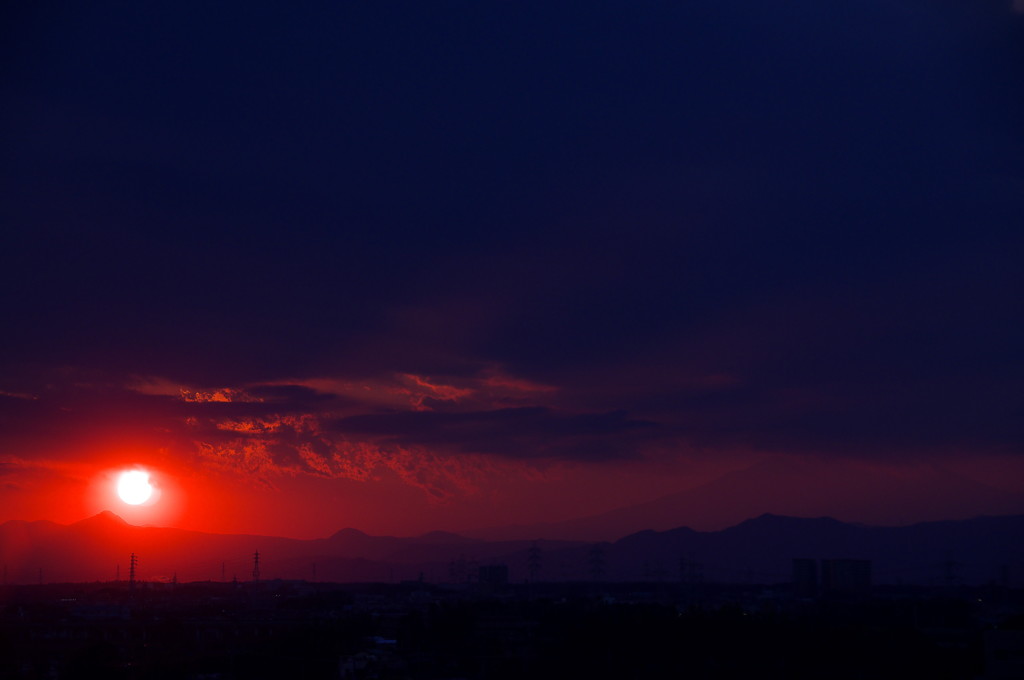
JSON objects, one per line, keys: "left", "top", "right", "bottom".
{"left": 2, "top": 511, "right": 1021, "bottom": 587}
{"left": 464, "top": 458, "right": 1024, "bottom": 541}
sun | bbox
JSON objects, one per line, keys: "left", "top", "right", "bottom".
{"left": 117, "top": 470, "right": 154, "bottom": 505}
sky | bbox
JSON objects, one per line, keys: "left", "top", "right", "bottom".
{"left": 1, "top": 1, "right": 1022, "bottom": 540}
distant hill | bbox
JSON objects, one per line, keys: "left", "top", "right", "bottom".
{"left": 2, "top": 511, "right": 1021, "bottom": 586}
{"left": 605, "top": 513, "right": 1024, "bottom": 585}
{"left": 467, "top": 458, "right": 1024, "bottom": 541}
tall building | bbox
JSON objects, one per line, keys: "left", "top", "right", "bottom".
{"left": 821, "top": 559, "right": 871, "bottom": 595}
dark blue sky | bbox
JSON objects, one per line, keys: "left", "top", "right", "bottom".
{"left": 1, "top": 1, "right": 1022, "bottom": 536}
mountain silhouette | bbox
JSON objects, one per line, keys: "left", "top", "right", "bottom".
{"left": 468, "top": 457, "right": 1024, "bottom": 541}
{"left": 2, "top": 511, "right": 1021, "bottom": 586}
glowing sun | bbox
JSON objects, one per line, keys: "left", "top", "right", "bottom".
{"left": 117, "top": 470, "right": 154, "bottom": 505}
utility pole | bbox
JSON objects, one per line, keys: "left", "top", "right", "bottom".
{"left": 252, "top": 550, "right": 260, "bottom": 583}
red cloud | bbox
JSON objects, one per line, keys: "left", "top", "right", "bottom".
{"left": 398, "top": 373, "right": 475, "bottom": 410}
{"left": 180, "top": 387, "right": 263, "bottom": 403}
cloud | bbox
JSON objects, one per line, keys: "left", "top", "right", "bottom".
{"left": 82, "top": 370, "right": 611, "bottom": 497}
{"left": 398, "top": 373, "right": 475, "bottom": 409}
{"left": 121, "top": 370, "right": 661, "bottom": 498}
{"left": 180, "top": 387, "right": 262, "bottom": 403}
{"left": 331, "top": 407, "right": 659, "bottom": 461}
{"left": 190, "top": 423, "right": 514, "bottom": 502}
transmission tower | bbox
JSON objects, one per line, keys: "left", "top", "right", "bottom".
{"left": 252, "top": 550, "right": 260, "bottom": 582}
{"left": 129, "top": 553, "right": 137, "bottom": 589}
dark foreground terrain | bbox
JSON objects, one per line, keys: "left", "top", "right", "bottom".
{"left": 2, "top": 579, "right": 1022, "bottom": 679}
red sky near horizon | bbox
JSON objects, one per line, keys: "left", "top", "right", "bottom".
{"left": 2, "top": 369, "right": 1023, "bottom": 540}
{"left": 1, "top": 2, "right": 1022, "bottom": 540}
{"left": 0, "top": 371, "right": 750, "bottom": 537}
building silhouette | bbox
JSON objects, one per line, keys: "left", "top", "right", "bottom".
{"left": 821, "top": 558, "right": 871, "bottom": 595}
{"left": 792, "top": 558, "right": 818, "bottom": 598}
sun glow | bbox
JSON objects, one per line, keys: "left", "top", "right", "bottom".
{"left": 117, "top": 470, "right": 154, "bottom": 505}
